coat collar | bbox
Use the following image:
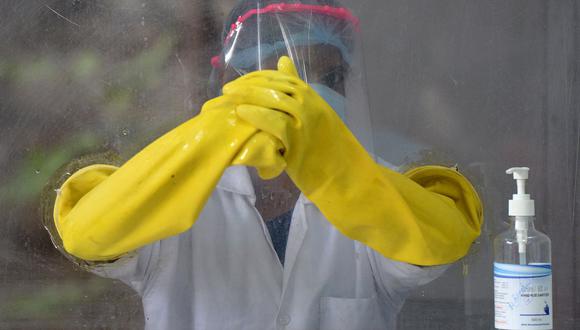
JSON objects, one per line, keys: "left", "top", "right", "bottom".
{"left": 216, "top": 166, "right": 313, "bottom": 204}
{"left": 216, "top": 166, "right": 255, "bottom": 197}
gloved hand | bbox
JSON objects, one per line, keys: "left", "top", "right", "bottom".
{"left": 54, "top": 95, "right": 286, "bottom": 261}
{"left": 223, "top": 56, "right": 483, "bottom": 266}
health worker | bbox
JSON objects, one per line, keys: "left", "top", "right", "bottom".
{"left": 49, "top": 1, "right": 483, "bottom": 329}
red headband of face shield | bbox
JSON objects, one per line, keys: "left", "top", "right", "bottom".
{"left": 211, "top": 3, "right": 360, "bottom": 68}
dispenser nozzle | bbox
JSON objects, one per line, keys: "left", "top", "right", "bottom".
{"left": 506, "top": 167, "right": 529, "bottom": 179}
{"left": 506, "top": 167, "right": 535, "bottom": 217}
{"left": 506, "top": 167, "right": 529, "bottom": 195}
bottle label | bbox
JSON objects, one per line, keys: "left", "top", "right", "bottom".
{"left": 494, "top": 263, "right": 552, "bottom": 330}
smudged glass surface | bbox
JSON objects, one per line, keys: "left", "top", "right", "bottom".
{"left": 349, "top": 1, "right": 579, "bottom": 328}
{"left": 1, "top": 0, "right": 578, "bottom": 329}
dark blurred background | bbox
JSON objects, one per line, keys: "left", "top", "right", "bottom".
{"left": 0, "top": 1, "right": 579, "bottom": 329}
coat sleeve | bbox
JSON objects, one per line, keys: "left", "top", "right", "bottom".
{"left": 87, "top": 242, "right": 160, "bottom": 296}
{"left": 366, "top": 247, "right": 450, "bottom": 311}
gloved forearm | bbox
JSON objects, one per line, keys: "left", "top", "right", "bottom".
{"left": 223, "top": 56, "right": 483, "bottom": 266}
{"left": 308, "top": 156, "right": 482, "bottom": 266}
{"left": 55, "top": 103, "right": 260, "bottom": 261}
{"left": 287, "top": 120, "right": 482, "bottom": 266}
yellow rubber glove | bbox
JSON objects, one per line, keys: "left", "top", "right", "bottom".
{"left": 54, "top": 96, "right": 287, "bottom": 261}
{"left": 223, "top": 56, "right": 483, "bottom": 266}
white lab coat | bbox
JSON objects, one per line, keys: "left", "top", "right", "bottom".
{"left": 90, "top": 166, "right": 448, "bottom": 330}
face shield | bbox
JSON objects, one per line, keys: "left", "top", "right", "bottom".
{"left": 209, "top": 1, "right": 374, "bottom": 154}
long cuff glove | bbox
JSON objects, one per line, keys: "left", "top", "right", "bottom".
{"left": 54, "top": 96, "right": 286, "bottom": 261}
{"left": 223, "top": 56, "right": 483, "bottom": 266}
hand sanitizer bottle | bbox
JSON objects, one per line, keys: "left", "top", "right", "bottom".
{"left": 494, "top": 167, "right": 552, "bottom": 329}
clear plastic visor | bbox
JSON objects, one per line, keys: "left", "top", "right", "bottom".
{"left": 210, "top": 3, "right": 374, "bottom": 152}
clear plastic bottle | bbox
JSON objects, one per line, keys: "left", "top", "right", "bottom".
{"left": 494, "top": 167, "right": 552, "bottom": 330}
{"left": 494, "top": 217, "right": 551, "bottom": 266}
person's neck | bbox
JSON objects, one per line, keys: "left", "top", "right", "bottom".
{"left": 248, "top": 168, "right": 301, "bottom": 221}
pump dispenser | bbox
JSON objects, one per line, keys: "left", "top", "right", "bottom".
{"left": 506, "top": 167, "right": 535, "bottom": 265}
{"left": 494, "top": 167, "right": 552, "bottom": 330}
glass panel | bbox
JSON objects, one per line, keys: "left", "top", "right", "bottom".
{"left": 1, "top": 0, "right": 577, "bottom": 329}
{"left": 0, "top": 0, "right": 237, "bottom": 327}
{"left": 350, "top": 1, "right": 579, "bottom": 328}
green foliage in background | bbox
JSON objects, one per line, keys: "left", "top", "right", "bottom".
{"left": 0, "top": 133, "right": 99, "bottom": 205}
{"left": 1, "top": 279, "right": 108, "bottom": 320}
